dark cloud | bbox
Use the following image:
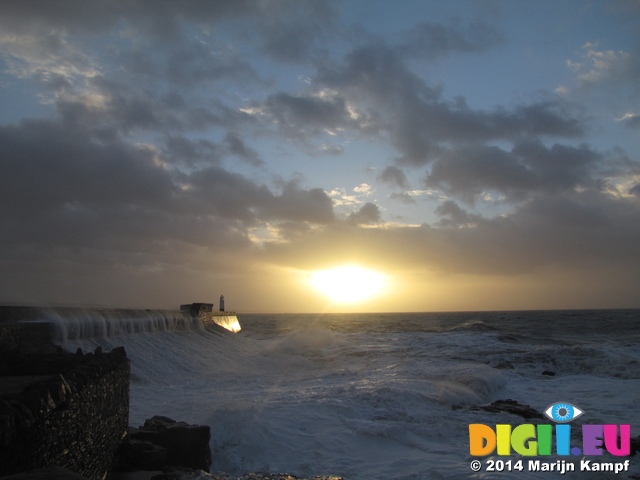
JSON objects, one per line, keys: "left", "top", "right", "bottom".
{"left": 0, "top": 118, "right": 334, "bottom": 258}
{"left": 164, "top": 135, "right": 222, "bottom": 167}
{"left": 378, "top": 165, "right": 409, "bottom": 190}
{"left": 434, "top": 200, "right": 482, "bottom": 227}
{"left": 261, "top": 182, "right": 335, "bottom": 224}
{"left": 223, "top": 132, "right": 263, "bottom": 167}
{"left": 397, "top": 19, "right": 504, "bottom": 59}
{"left": 315, "top": 44, "right": 585, "bottom": 166}
{"left": 426, "top": 141, "right": 603, "bottom": 203}
{"left": 389, "top": 192, "right": 416, "bottom": 204}
{"left": 0, "top": 119, "right": 174, "bottom": 219}
{"left": 0, "top": 0, "right": 287, "bottom": 37}
{"left": 50, "top": 79, "right": 256, "bottom": 142}
{"left": 120, "top": 40, "right": 260, "bottom": 89}
{"left": 255, "top": 1, "right": 337, "bottom": 63}
{"left": 347, "top": 202, "right": 381, "bottom": 225}
{"left": 258, "top": 91, "right": 358, "bottom": 142}
{"left": 320, "top": 44, "right": 441, "bottom": 107}
{"left": 263, "top": 187, "right": 640, "bottom": 279}
{"left": 0, "top": 1, "right": 638, "bottom": 310}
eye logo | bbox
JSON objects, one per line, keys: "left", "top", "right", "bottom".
{"left": 544, "top": 402, "right": 584, "bottom": 423}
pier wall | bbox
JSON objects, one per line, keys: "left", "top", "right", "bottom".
{"left": 0, "top": 305, "right": 239, "bottom": 478}
{"left": 200, "top": 313, "right": 241, "bottom": 333}
{"left": 0, "top": 322, "right": 51, "bottom": 353}
{"left": 0, "top": 347, "right": 130, "bottom": 479}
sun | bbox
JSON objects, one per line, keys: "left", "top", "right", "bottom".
{"left": 309, "top": 265, "right": 386, "bottom": 303}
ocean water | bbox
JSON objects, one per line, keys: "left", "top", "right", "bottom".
{"left": 50, "top": 309, "right": 640, "bottom": 479}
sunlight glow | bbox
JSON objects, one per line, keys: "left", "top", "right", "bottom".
{"left": 309, "top": 266, "right": 386, "bottom": 303}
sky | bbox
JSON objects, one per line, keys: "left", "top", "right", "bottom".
{"left": 0, "top": 0, "right": 639, "bottom": 313}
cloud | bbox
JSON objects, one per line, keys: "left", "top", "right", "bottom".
{"left": 223, "top": 131, "right": 263, "bottom": 167}
{"left": 260, "top": 181, "right": 336, "bottom": 224}
{"left": 617, "top": 112, "right": 640, "bottom": 129}
{"left": 0, "top": 117, "right": 334, "bottom": 260}
{"left": 0, "top": 1, "right": 638, "bottom": 310}
{"left": 560, "top": 42, "right": 640, "bottom": 115}
{"left": 434, "top": 200, "right": 482, "bottom": 228}
{"left": 426, "top": 140, "right": 603, "bottom": 204}
{"left": 0, "top": 119, "right": 173, "bottom": 219}
{"left": 262, "top": 185, "right": 640, "bottom": 280}
{"left": 569, "top": 43, "right": 640, "bottom": 93}
{"left": 397, "top": 19, "right": 504, "bottom": 59}
{"left": 118, "top": 39, "right": 260, "bottom": 90}
{"left": 254, "top": 1, "right": 338, "bottom": 63}
{"left": 0, "top": 0, "right": 293, "bottom": 38}
{"left": 315, "top": 44, "right": 584, "bottom": 167}
{"left": 347, "top": 202, "right": 381, "bottom": 225}
{"left": 378, "top": 165, "right": 409, "bottom": 190}
{"left": 247, "top": 90, "right": 367, "bottom": 147}
{"left": 164, "top": 135, "right": 222, "bottom": 167}
{"left": 389, "top": 192, "right": 416, "bottom": 204}
{"left": 327, "top": 184, "right": 375, "bottom": 208}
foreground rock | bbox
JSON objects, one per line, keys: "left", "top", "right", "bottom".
{"left": 0, "top": 347, "right": 130, "bottom": 479}
{"left": 455, "top": 399, "right": 544, "bottom": 420}
{"left": 111, "top": 417, "right": 344, "bottom": 480}
{"left": 631, "top": 435, "right": 640, "bottom": 456}
{"left": 236, "top": 475, "right": 343, "bottom": 480}
{"left": 114, "top": 416, "right": 211, "bottom": 473}
{"left": 3, "top": 469, "right": 344, "bottom": 480}
{"left": 0, "top": 466, "right": 90, "bottom": 480}
{"left": 164, "top": 475, "right": 343, "bottom": 480}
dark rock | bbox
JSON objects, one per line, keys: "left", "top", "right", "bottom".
{"left": 541, "top": 370, "right": 556, "bottom": 376}
{"left": 239, "top": 476, "right": 344, "bottom": 480}
{"left": 120, "top": 437, "right": 168, "bottom": 470}
{"left": 468, "top": 399, "right": 544, "bottom": 420}
{"left": 0, "top": 348, "right": 130, "bottom": 479}
{"left": 494, "top": 361, "right": 514, "bottom": 369}
{"left": 150, "top": 466, "right": 200, "bottom": 480}
{"left": 0, "top": 466, "right": 90, "bottom": 479}
{"left": 631, "top": 435, "right": 640, "bottom": 456}
{"left": 128, "top": 416, "right": 211, "bottom": 472}
{"left": 151, "top": 474, "right": 182, "bottom": 480}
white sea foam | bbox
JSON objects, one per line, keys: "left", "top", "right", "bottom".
{"left": 52, "top": 310, "right": 640, "bottom": 479}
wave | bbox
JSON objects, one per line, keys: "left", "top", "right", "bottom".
{"left": 26, "top": 309, "right": 640, "bottom": 479}
{"left": 448, "top": 320, "right": 496, "bottom": 332}
{"left": 40, "top": 307, "right": 204, "bottom": 343}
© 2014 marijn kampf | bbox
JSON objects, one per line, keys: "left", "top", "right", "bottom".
{"left": 468, "top": 401, "right": 633, "bottom": 475}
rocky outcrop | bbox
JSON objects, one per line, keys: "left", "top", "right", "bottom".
{"left": 631, "top": 435, "right": 640, "bottom": 456}
{"left": 201, "top": 475, "right": 344, "bottom": 480}
{"left": 0, "top": 347, "right": 130, "bottom": 480}
{"left": 0, "top": 466, "right": 90, "bottom": 480}
{"left": 455, "top": 399, "right": 544, "bottom": 420}
{"left": 0, "top": 321, "right": 53, "bottom": 354}
{"left": 112, "top": 417, "right": 347, "bottom": 480}
{"left": 148, "top": 473, "right": 344, "bottom": 480}
{"left": 113, "top": 416, "right": 212, "bottom": 473}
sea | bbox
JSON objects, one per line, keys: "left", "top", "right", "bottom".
{"left": 49, "top": 309, "right": 640, "bottom": 480}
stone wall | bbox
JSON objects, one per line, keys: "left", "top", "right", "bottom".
{"left": 0, "top": 322, "right": 52, "bottom": 353}
{"left": 0, "top": 347, "right": 130, "bottom": 480}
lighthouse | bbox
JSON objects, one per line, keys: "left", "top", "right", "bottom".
{"left": 219, "top": 295, "right": 225, "bottom": 312}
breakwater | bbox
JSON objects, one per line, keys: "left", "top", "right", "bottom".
{"left": 0, "top": 305, "right": 240, "bottom": 479}
{"left": 0, "top": 305, "right": 240, "bottom": 349}
{"left": 0, "top": 346, "right": 130, "bottom": 479}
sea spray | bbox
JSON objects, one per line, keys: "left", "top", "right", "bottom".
{"left": 44, "top": 309, "right": 640, "bottom": 479}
